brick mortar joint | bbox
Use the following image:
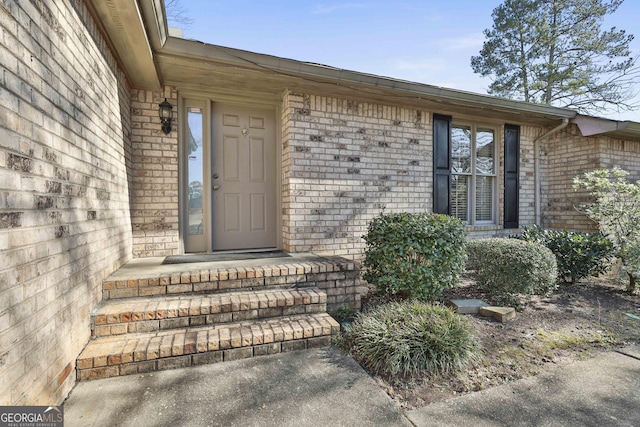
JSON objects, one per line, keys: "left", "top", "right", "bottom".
{"left": 103, "top": 260, "right": 360, "bottom": 287}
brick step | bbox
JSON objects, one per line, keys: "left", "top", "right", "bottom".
{"left": 102, "top": 256, "right": 360, "bottom": 311}
{"left": 77, "top": 313, "right": 340, "bottom": 380}
{"left": 91, "top": 288, "right": 327, "bottom": 337}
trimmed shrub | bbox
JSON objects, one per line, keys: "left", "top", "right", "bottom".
{"left": 466, "top": 238, "right": 558, "bottom": 306}
{"left": 362, "top": 212, "right": 467, "bottom": 302}
{"left": 338, "top": 301, "right": 480, "bottom": 377}
{"left": 514, "top": 226, "right": 613, "bottom": 284}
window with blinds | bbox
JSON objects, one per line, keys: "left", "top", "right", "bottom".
{"left": 451, "top": 124, "right": 496, "bottom": 224}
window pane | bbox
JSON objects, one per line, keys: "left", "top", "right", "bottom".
{"left": 475, "top": 176, "right": 493, "bottom": 222}
{"left": 187, "top": 108, "right": 204, "bottom": 235}
{"left": 452, "top": 175, "right": 468, "bottom": 222}
{"left": 452, "top": 126, "right": 471, "bottom": 173}
{"left": 476, "top": 129, "right": 495, "bottom": 175}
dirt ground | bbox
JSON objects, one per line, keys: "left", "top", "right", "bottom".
{"left": 356, "top": 274, "right": 640, "bottom": 410}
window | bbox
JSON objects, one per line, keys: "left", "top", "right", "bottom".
{"left": 187, "top": 107, "right": 204, "bottom": 235}
{"left": 451, "top": 124, "right": 496, "bottom": 224}
{"left": 432, "top": 114, "right": 519, "bottom": 229}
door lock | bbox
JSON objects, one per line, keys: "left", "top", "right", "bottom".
{"left": 213, "top": 173, "right": 219, "bottom": 179}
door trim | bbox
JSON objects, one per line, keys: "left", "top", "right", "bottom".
{"left": 178, "top": 94, "right": 282, "bottom": 253}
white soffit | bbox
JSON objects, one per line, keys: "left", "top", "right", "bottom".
{"left": 573, "top": 115, "right": 622, "bottom": 136}
{"left": 87, "top": 0, "right": 161, "bottom": 89}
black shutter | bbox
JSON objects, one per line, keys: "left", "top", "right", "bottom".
{"left": 433, "top": 114, "right": 452, "bottom": 214}
{"left": 504, "top": 124, "right": 520, "bottom": 228}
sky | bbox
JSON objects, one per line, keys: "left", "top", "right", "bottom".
{"left": 170, "top": 0, "right": 640, "bottom": 122}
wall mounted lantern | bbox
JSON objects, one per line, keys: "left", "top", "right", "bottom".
{"left": 159, "top": 98, "right": 173, "bottom": 134}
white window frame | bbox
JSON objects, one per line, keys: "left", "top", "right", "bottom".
{"left": 451, "top": 122, "right": 498, "bottom": 225}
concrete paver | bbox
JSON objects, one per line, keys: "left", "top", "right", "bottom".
{"left": 478, "top": 306, "right": 516, "bottom": 322}
{"left": 448, "top": 299, "right": 489, "bottom": 314}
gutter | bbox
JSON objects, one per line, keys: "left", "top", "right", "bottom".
{"left": 533, "top": 119, "right": 570, "bottom": 225}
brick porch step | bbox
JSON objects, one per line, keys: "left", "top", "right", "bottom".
{"left": 77, "top": 313, "right": 340, "bottom": 380}
{"left": 91, "top": 288, "right": 327, "bottom": 337}
{"left": 102, "top": 256, "right": 360, "bottom": 310}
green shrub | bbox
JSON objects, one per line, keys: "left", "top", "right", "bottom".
{"left": 338, "top": 301, "right": 480, "bottom": 377}
{"left": 362, "top": 212, "right": 467, "bottom": 302}
{"left": 620, "top": 240, "right": 640, "bottom": 287}
{"left": 466, "top": 238, "right": 558, "bottom": 306}
{"left": 514, "top": 226, "right": 613, "bottom": 284}
{"left": 573, "top": 168, "right": 640, "bottom": 293}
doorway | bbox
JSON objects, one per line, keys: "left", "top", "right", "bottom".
{"left": 183, "top": 99, "right": 277, "bottom": 252}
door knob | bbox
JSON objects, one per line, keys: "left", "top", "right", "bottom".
{"left": 213, "top": 185, "right": 220, "bottom": 191}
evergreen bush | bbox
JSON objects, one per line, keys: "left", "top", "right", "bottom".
{"left": 466, "top": 238, "right": 558, "bottom": 306}
{"left": 514, "top": 226, "right": 613, "bottom": 284}
{"left": 362, "top": 212, "right": 466, "bottom": 302}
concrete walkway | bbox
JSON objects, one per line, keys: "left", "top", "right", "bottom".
{"left": 64, "top": 346, "right": 640, "bottom": 427}
{"left": 64, "top": 347, "right": 411, "bottom": 427}
{"left": 406, "top": 346, "right": 640, "bottom": 427}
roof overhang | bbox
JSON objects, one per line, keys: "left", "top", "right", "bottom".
{"left": 86, "top": 0, "right": 161, "bottom": 89}
{"left": 572, "top": 115, "right": 640, "bottom": 140}
{"left": 155, "top": 38, "right": 577, "bottom": 126}
{"left": 87, "top": 0, "right": 640, "bottom": 139}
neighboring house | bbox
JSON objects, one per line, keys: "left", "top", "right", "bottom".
{"left": 2, "top": 0, "right": 640, "bottom": 405}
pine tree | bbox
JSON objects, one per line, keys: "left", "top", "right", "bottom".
{"left": 471, "top": 0, "right": 638, "bottom": 113}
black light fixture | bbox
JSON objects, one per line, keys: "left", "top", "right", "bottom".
{"left": 159, "top": 98, "right": 173, "bottom": 134}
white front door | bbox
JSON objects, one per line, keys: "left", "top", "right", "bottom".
{"left": 211, "top": 103, "right": 277, "bottom": 250}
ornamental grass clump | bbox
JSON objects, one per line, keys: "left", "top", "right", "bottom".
{"left": 339, "top": 301, "right": 480, "bottom": 377}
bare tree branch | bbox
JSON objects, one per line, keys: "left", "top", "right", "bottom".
{"left": 165, "top": 0, "right": 193, "bottom": 30}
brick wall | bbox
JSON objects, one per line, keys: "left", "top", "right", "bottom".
{"left": 598, "top": 137, "right": 640, "bottom": 179}
{"left": 540, "top": 125, "right": 600, "bottom": 231}
{"left": 281, "top": 91, "right": 538, "bottom": 258}
{"left": 130, "top": 88, "right": 180, "bottom": 257}
{"left": 282, "top": 92, "right": 432, "bottom": 258}
{"left": 519, "top": 125, "right": 538, "bottom": 227}
{"left": 539, "top": 125, "right": 640, "bottom": 232}
{"left": 0, "top": 0, "right": 132, "bottom": 404}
